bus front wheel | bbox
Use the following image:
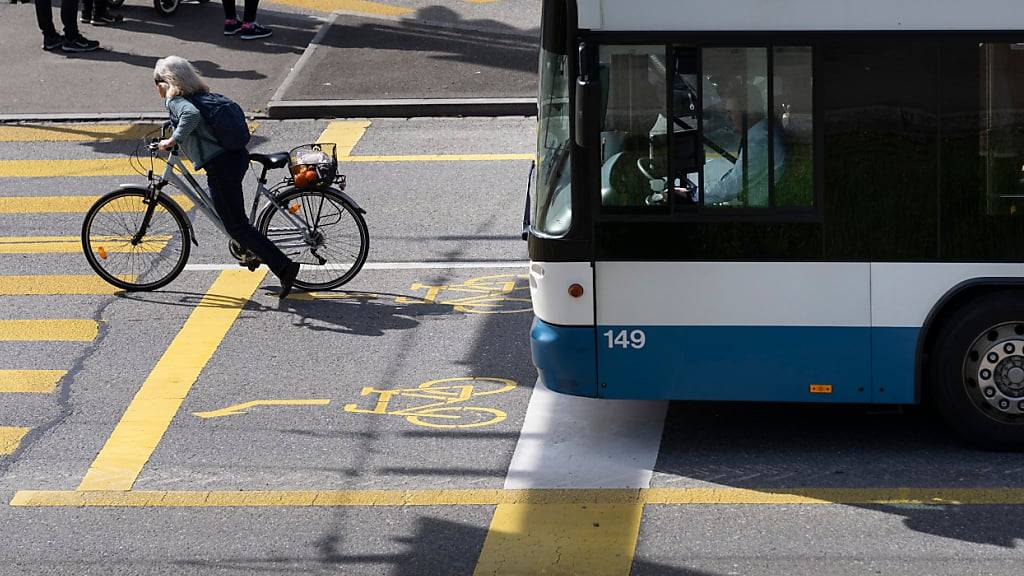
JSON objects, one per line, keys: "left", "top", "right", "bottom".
{"left": 930, "top": 291, "right": 1024, "bottom": 451}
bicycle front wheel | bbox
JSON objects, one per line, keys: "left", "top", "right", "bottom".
{"left": 258, "top": 187, "right": 369, "bottom": 291}
{"left": 81, "top": 188, "right": 191, "bottom": 291}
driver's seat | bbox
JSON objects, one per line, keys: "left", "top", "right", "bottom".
{"left": 249, "top": 152, "right": 290, "bottom": 169}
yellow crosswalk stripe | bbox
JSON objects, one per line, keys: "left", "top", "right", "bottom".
{"left": 0, "top": 122, "right": 258, "bottom": 143}
{"left": 474, "top": 503, "right": 643, "bottom": 576}
{"left": 0, "top": 124, "right": 161, "bottom": 143}
{"left": 78, "top": 269, "right": 267, "bottom": 491}
{"left": 0, "top": 158, "right": 199, "bottom": 178}
{"left": 317, "top": 121, "right": 371, "bottom": 157}
{"left": 0, "top": 427, "right": 30, "bottom": 455}
{"left": 16, "top": 487, "right": 1024, "bottom": 508}
{"left": 268, "top": 0, "right": 412, "bottom": 16}
{"left": 0, "top": 275, "right": 129, "bottom": 296}
{"left": 0, "top": 236, "right": 169, "bottom": 254}
{"left": 0, "top": 370, "right": 65, "bottom": 393}
{"left": 0, "top": 195, "right": 194, "bottom": 213}
{"left": 0, "top": 320, "right": 100, "bottom": 341}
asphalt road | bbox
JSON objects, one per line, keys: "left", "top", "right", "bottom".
{"left": 1, "top": 118, "right": 1023, "bottom": 575}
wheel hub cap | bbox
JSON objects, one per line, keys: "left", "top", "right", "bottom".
{"left": 972, "top": 332, "right": 1024, "bottom": 416}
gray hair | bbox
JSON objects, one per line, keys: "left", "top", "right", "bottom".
{"left": 153, "top": 56, "right": 210, "bottom": 99}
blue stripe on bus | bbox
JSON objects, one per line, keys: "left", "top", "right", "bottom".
{"left": 531, "top": 317, "right": 920, "bottom": 404}
{"left": 530, "top": 317, "right": 597, "bottom": 397}
{"left": 871, "top": 327, "right": 919, "bottom": 404}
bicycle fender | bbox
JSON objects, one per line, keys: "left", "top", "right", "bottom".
{"left": 335, "top": 190, "right": 367, "bottom": 214}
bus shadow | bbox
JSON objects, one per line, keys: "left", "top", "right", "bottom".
{"left": 653, "top": 402, "right": 1024, "bottom": 547}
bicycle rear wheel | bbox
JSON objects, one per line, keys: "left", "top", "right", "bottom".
{"left": 257, "top": 187, "right": 369, "bottom": 291}
{"left": 81, "top": 188, "right": 191, "bottom": 291}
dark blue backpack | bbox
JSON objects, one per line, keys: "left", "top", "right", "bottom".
{"left": 185, "top": 93, "right": 251, "bottom": 151}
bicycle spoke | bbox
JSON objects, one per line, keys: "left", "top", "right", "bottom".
{"left": 260, "top": 190, "right": 367, "bottom": 290}
{"left": 84, "top": 191, "right": 189, "bottom": 290}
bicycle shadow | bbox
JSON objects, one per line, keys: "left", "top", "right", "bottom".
{"left": 274, "top": 290, "right": 488, "bottom": 337}
{"left": 118, "top": 286, "right": 516, "bottom": 337}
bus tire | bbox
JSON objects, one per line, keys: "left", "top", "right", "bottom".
{"left": 930, "top": 291, "right": 1024, "bottom": 451}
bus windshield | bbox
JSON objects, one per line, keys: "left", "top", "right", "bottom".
{"left": 534, "top": 0, "right": 572, "bottom": 236}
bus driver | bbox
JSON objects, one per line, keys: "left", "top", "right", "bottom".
{"left": 702, "top": 83, "right": 786, "bottom": 207}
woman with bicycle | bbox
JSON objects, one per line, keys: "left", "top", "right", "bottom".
{"left": 153, "top": 56, "right": 300, "bottom": 297}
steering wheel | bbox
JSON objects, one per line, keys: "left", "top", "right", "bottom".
{"left": 636, "top": 157, "right": 659, "bottom": 181}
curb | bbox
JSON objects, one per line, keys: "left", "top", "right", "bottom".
{"left": 267, "top": 98, "right": 537, "bottom": 119}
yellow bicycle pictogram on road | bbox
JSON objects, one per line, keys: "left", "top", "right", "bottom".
{"left": 342, "top": 377, "right": 517, "bottom": 429}
{"left": 396, "top": 274, "right": 531, "bottom": 314}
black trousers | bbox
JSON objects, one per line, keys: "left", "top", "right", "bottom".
{"left": 205, "top": 150, "right": 292, "bottom": 278}
{"left": 35, "top": 0, "right": 79, "bottom": 37}
{"left": 222, "top": 0, "right": 258, "bottom": 22}
{"left": 80, "top": 0, "right": 111, "bottom": 17}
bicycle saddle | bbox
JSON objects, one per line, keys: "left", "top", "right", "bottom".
{"left": 249, "top": 152, "right": 290, "bottom": 169}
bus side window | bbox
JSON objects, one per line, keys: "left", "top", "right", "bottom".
{"left": 599, "top": 45, "right": 669, "bottom": 209}
{"left": 773, "top": 46, "right": 814, "bottom": 208}
{"left": 701, "top": 47, "right": 772, "bottom": 208}
{"left": 672, "top": 46, "right": 701, "bottom": 208}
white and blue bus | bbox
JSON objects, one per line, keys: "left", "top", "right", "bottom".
{"left": 528, "top": 0, "right": 1024, "bottom": 449}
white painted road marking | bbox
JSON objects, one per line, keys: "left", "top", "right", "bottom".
{"left": 505, "top": 379, "right": 668, "bottom": 489}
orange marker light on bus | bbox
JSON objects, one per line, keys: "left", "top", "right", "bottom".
{"left": 568, "top": 283, "right": 584, "bottom": 298}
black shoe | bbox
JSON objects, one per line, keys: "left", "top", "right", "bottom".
{"left": 61, "top": 34, "right": 100, "bottom": 52}
{"left": 91, "top": 13, "right": 123, "bottom": 25}
{"left": 80, "top": 12, "right": 91, "bottom": 23}
{"left": 42, "top": 33, "right": 64, "bottom": 51}
{"left": 239, "top": 21, "right": 272, "bottom": 40}
{"left": 277, "top": 262, "right": 300, "bottom": 299}
{"left": 224, "top": 18, "right": 242, "bottom": 35}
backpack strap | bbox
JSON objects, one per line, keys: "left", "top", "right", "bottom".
{"left": 182, "top": 94, "right": 222, "bottom": 158}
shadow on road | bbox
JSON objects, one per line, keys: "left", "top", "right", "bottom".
{"left": 286, "top": 6, "right": 538, "bottom": 100}
{"left": 653, "top": 401, "right": 1024, "bottom": 548}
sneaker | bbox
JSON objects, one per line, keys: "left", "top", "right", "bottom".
{"left": 239, "top": 21, "right": 272, "bottom": 40}
{"left": 80, "top": 12, "right": 91, "bottom": 23}
{"left": 42, "top": 33, "right": 64, "bottom": 51}
{"left": 90, "top": 13, "right": 123, "bottom": 25}
{"left": 277, "top": 262, "right": 300, "bottom": 299}
{"left": 224, "top": 18, "right": 242, "bottom": 35}
{"left": 61, "top": 34, "right": 100, "bottom": 52}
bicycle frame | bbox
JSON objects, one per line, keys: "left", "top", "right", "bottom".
{"left": 140, "top": 141, "right": 315, "bottom": 248}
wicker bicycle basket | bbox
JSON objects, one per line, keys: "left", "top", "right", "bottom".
{"left": 288, "top": 143, "right": 338, "bottom": 190}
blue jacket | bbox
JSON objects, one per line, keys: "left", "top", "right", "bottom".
{"left": 166, "top": 95, "right": 226, "bottom": 170}
{"left": 704, "top": 119, "right": 786, "bottom": 207}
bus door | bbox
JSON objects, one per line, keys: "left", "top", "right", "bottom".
{"left": 591, "top": 44, "right": 873, "bottom": 402}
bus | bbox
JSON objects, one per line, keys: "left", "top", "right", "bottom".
{"left": 527, "top": 0, "right": 1024, "bottom": 449}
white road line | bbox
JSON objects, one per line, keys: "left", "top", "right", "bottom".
{"left": 504, "top": 379, "right": 669, "bottom": 489}
{"left": 183, "top": 261, "right": 529, "bottom": 271}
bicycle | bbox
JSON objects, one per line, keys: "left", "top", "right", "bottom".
{"left": 81, "top": 124, "right": 370, "bottom": 292}
{"left": 105, "top": 0, "right": 207, "bottom": 18}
